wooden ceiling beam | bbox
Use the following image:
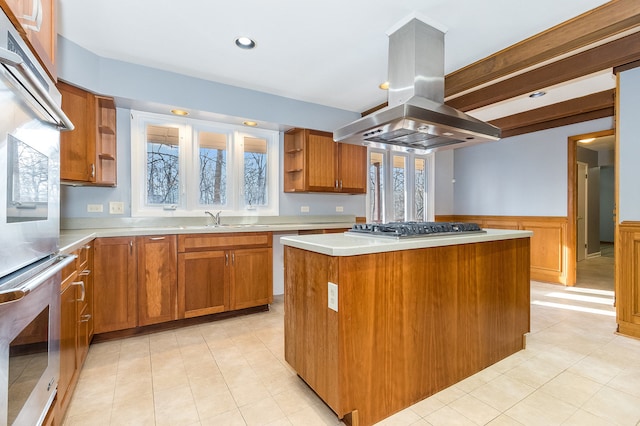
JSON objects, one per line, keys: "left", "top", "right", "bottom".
{"left": 444, "top": 0, "right": 640, "bottom": 97}
{"left": 448, "top": 32, "right": 640, "bottom": 112}
{"left": 489, "top": 89, "right": 615, "bottom": 138}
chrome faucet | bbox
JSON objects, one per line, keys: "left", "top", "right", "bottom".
{"left": 205, "top": 210, "right": 221, "bottom": 226}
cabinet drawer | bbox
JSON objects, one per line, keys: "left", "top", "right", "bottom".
{"left": 178, "top": 232, "right": 272, "bottom": 252}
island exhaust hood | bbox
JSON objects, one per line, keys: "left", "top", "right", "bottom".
{"left": 333, "top": 18, "right": 501, "bottom": 152}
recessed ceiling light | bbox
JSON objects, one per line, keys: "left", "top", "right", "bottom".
{"left": 243, "top": 121, "right": 258, "bottom": 127}
{"left": 578, "top": 138, "right": 596, "bottom": 143}
{"left": 379, "top": 81, "right": 389, "bottom": 90}
{"left": 235, "top": 36, "right": 256, "bottom": 50}
{"left": 529, "top": 91, "right": 546, "bottom": 98}
{"left": 170, "top": 109, "right": 189, "bottom": 116}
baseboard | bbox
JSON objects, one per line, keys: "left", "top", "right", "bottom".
{"left": 587, "top": 252, "right": 601, "bottom": 259}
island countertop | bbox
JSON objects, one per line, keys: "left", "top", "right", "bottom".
{"left": 280, "top": 228, "right": 533, "bottom": 256}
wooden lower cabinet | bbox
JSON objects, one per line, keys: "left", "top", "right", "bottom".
{"left": 178, "top": 232, "right": 273, "bottom": 318}
{"left": 137, "top": 235, "right": 177, "bottom": 326}
{"left": 178, "top": 250, "right": 229, "bottom": 318}
{"left": 231, "top": 247, "right": 273, "bottom": 310}
{"left": 94, "top": 237, "right": 137, "bottom": 333}
{"left": 58, "top": 242, "right": 94, "bottom": 424}
{"left": 58, "top": 265, "right": 78, "bottom": 420}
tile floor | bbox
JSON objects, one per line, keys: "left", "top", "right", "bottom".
{"left": 63, "top": 273, "right": 640, "bottom": 425}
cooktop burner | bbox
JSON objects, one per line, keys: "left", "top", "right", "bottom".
{"left": 346, "top": 221, "right": 485, "bottom": 239}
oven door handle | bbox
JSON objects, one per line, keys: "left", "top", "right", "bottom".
{"left": 0, "top": 47, "right": 74, "bottom": 131}
{"left": 0, "top": 255, "right": 76, "bottom": 304}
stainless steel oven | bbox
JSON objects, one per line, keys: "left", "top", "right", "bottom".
{"left": 0, "top": 5, "right": 73, "bottom": 426}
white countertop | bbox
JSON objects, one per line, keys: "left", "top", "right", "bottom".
{"left": 280, "top": 229, "right": 533, "bottom": 256}
{"left": 58, "top": 221, "right": 354, "bottom": 254}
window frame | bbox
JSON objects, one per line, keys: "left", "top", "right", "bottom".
{"left": 131, "top": 111, "right": 279, "bottom": 217}
{"left": 366, "top": 147, "right": 434, "bottom": 223}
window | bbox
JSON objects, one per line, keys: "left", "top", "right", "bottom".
{"left": 131, "top": 111, "right": 279, "bottom": 216}
{"left": 367, "top": 149, "right": 434, "bottom": 223}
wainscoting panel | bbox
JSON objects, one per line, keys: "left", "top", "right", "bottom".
{"left": 617, "top": 222, "right": 640, "bottom": 339}
{"left": 437, "top": 215, "right": 568, "bottom": 285}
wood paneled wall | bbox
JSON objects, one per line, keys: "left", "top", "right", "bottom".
{"left": 617, "top": 222, "right": 640, "bottom": 339}
{"left": 437, "top": 215, "right": 568, "bottom": 285}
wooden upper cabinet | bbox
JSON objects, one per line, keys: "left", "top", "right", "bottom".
{"left": 58, "top": 81, "right": 117, "bottom": 186}
{"left": 1, "top": 0, "right": 57, "bottom": 79}
{"left": 284, "top": 128, "right": 367, "bottom": 194}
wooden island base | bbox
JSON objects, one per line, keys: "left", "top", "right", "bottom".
{"left": 284, "top": 237, "right": 530, "bottom": 426}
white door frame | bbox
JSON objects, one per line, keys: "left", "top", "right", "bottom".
{"left": 577, "top": 161, "right": 589, "bottom": 261}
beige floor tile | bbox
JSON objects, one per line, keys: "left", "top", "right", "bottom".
{"left": 152, "top": 366, "right": 191, "bottom": 391}
{"left": 607, "top": 368, "right": 640, "bottom": 399}
{"left": 455, "top": 367, "right": 502, "bottom": 393}
{"left": 239, "top": 396, "right": 287, "bottom": 425}
{"left": 200, "top": 408, "right": 247, "bottom": 426}
{"left": 153, "top": 384, "right": 200, "bottom": 426}
{"left": 431, "top": 384, "right": 466, "bottom": 405}
{"left": 193, "top": 386, "right": 238, "bottom": 419}
{"left": 424, "top": 406, "right": 476, "bottom": 426}
{"left": 272, "top": 388, "right": 324, "bottom": 416}
{"left": 408, "top": 395, "right": 445, "bottom": 418}
{"left": 110, "top": 393, "right": 155, "bottom": 426}
{"left": 504, "top": 389, "right": 577, "bottom": 425}
{"left": 538, "top": 371, "right": 603, "bottom": 407}
{"left": 485, "top": 414, "right": 524, "bottom": 425}
{"left": 373, "top": 408, "right": 421, "bottom": 425}
{"left": 448, "top": 394, "right": 501, "bottom": 425}
{"left": 286, "top": 403, "right": 342, "bottom": 426}
{"left": 470, "top": 375, "right": 535, "bottom": 412}
{"left": 229, "top": 380, "right": 272, "bottom": 407}
{"left": 562, "top": 409, "right": 616, "bottom": 426}
{"left": 62, "top": 409, "right": 112, "bottom": 426}
{"left": 113, "top": 374, "right": 153, "bottom": 405}
{"left": 581, "top": 386, "right": 640, "bottom": 425}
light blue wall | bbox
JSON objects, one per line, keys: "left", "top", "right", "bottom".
{"left": 619, "top": 67, "right": 640, "bottom": 223}
{"left": 452, "top": 117, "right": 614, "bottom": 217}
{"left": 57, "top": 36, "right": 366, "bottom": 219}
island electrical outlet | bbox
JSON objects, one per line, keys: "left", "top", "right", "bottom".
{"left": 328, "top": 282, "right": 338, "bottom": 311}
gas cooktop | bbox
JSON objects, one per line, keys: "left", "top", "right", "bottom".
{"left": 346, "top": 221, "right": 485, "bottom": 239}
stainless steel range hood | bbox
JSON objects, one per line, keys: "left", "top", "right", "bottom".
{"left": 334, "top": 18, "right": 500, "bottom": 152}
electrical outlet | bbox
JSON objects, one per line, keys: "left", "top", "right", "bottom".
{"left": 328, "top": 282, "right": 338, "bottom": 311}
{"left": 300, "top": 206, "right": 310, "bottom": 213}
{"left": 109, "top": 201, "right": 124, "bottom": 214}
{"left": 336, "top": 206, "right": 344, "bottom": 212}
{"left": 87, "top": 204, "right": 103, "bottom": 213}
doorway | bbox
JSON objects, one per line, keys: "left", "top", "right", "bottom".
{"left": 567, "top": 130, "right": 615, "bottom": 290}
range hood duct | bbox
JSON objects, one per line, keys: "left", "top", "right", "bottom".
{"left": 334, "top": 18, "right": 500, "bottom": 152}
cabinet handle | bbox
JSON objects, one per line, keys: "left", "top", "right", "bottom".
{"left": 80, "top": 314, "right": 92, "bottom": 323}
{"left": 340, "top": 179, "right": 343, "bottom": 189}
{"left": 232, "top": 253, "right": 235, "bottom": 265}
{"left": 83, "top": 245, "right": 91, "bottom": 250}
{"left": 149, "top": 237, "right": 165, "bottom": 241}
{"left": 72, "top": 281, "right": 86, "bottom": 302}
{"left": 79, "top": 269, "right": 91, "bottom": 276}
{"left": 90, "top": 163, "right": 96, "bottom": 178}
{"left": 225, "top": 253, "right": 228, "bottom": 266}
{"left": 130, "top": 240, "right": 133, "bottom": 254}
{"left": 335, "top": 180, "right": 338, "bottom": 188}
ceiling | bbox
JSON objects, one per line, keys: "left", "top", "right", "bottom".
{"left": 57, "top": 0, "right": 613, "bottom": 120}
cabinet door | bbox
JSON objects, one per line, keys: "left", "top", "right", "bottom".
{"left": 178, "top": 250, "right": 228, "bottom": 318}
{"left": 138, "top": 235, "right": 177, "bottom": 326}
{"left": 231, "top": 247, "right": 273, "bottom": 310}
{"left": 307, "top": 130, "right": 338, "bottom": 192}
{"left": 59, "top": 81, "right": 95, "bottom": 182}
{"left": 338, "top": 143, "right": 367, "bottom": 193}
{"left": 58, "top": 275, "right": 78, "bottom": 417}
{"left": 94, "top": 237, "right": 137, "bottom": 333}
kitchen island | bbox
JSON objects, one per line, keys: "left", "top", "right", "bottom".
{"left": 281, "top": 229, "right": 532, "bottom": 426}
